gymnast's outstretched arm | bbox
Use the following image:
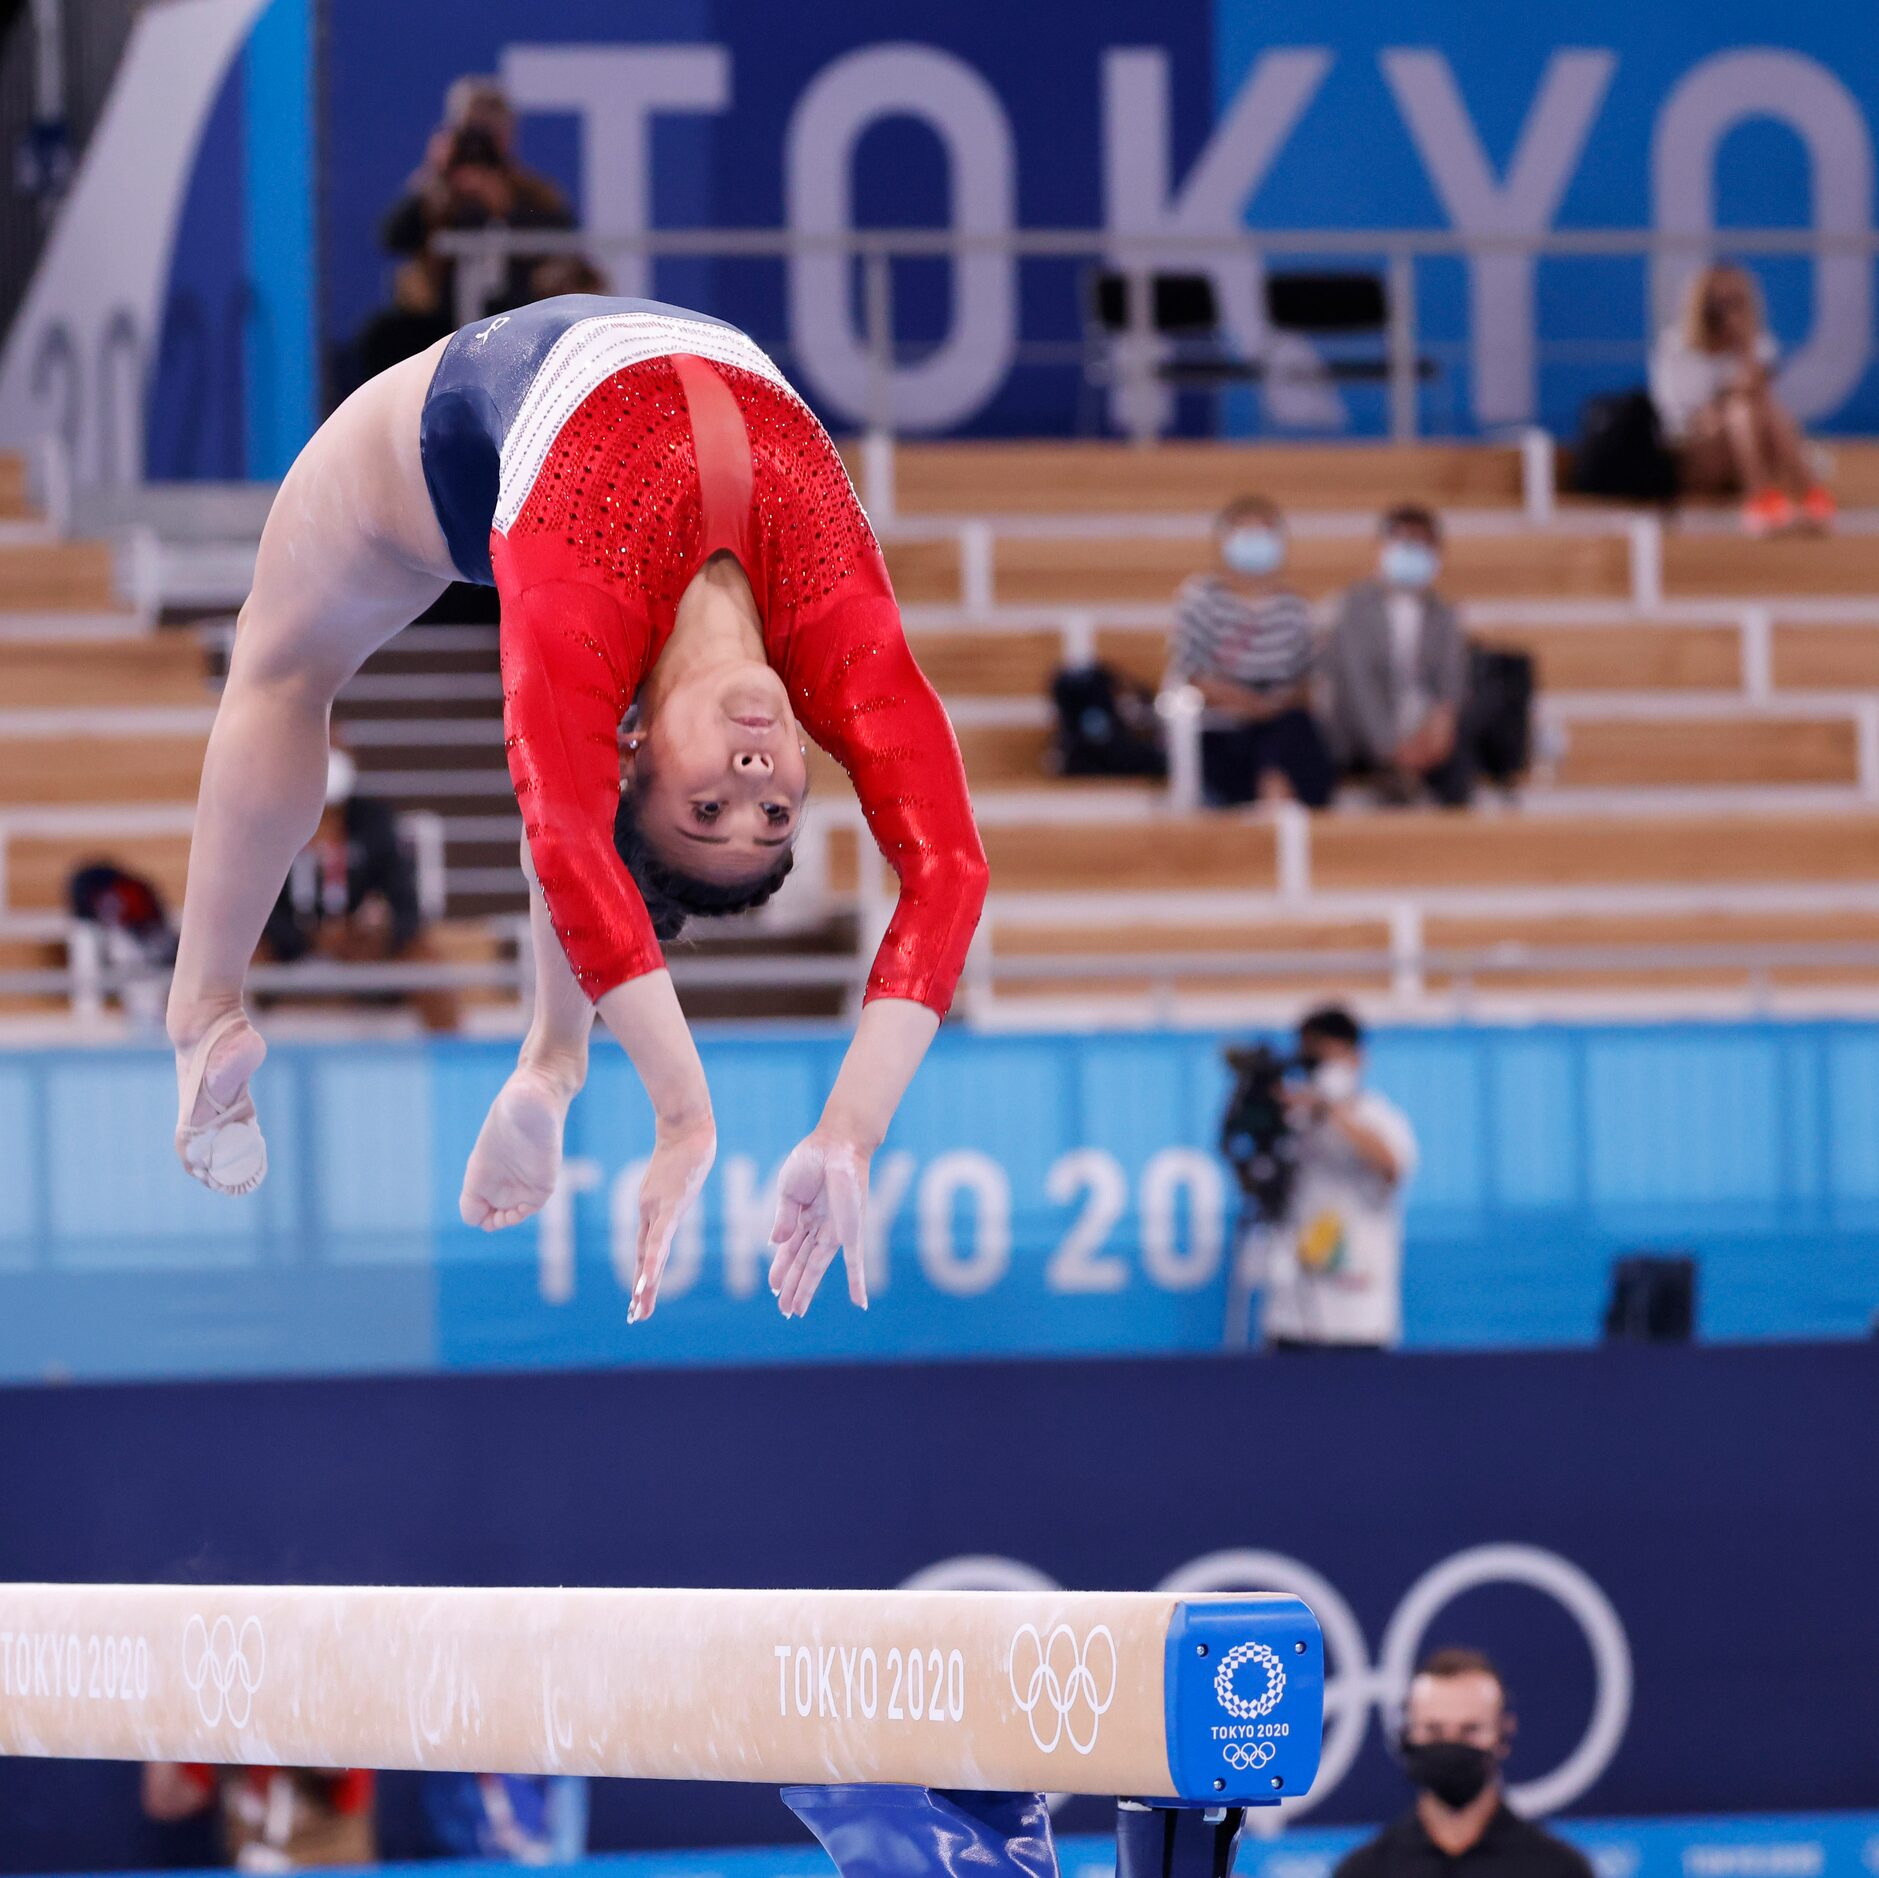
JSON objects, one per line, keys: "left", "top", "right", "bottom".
{"left": 479, "top": 561, "right": 717, "bottom": 1311}
{"left": 767, "top": 590, "right": 989, "bottom": 1316}
{"left": 460, "top": 839, "right": 713, "bottom": 1318}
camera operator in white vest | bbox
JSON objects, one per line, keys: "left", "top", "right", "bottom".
{"left": 1263, "top": 1005, "right": 1418, "bottom": 1351}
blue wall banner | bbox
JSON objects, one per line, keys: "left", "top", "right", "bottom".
{"left": 14, "top": 3, "right": 1879, "bottom": 475}
{"left": 1, "top": 1021, "right": 1877, "bottom": 1385}
{"left": 312, "top": 0, "right": 1879, "bottom": 439}
{"left": 0, "top": 1345, "right": 1872, "bottom": 1870}
{"left": 45, "top": 1815, "right": 1879, "bottom": 1878}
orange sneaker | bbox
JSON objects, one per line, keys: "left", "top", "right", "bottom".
{"left": 1742, "top": 488, "right": 1794, "bottom": 537}
{"left": 1799, "top": 485, "right": 1837, "bottom": 532}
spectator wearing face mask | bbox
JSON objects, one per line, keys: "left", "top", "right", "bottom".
{"left": 1334, "top": 1648, "right": 1591, "bottom": 1878}
{"left": 1166, "top": 495, "right": 1335, "bottom": 808}
{"left": 1327, "top": 506, "right": 1473, "bottom": 807}
{"left": 1262, "top": 1005, "right": 1417, "bottom": 1352}
{"left": 259, "top": 746, "right": 459, "bottom": 1033}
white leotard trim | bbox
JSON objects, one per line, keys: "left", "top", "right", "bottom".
{"left": 494, "top": 311, "right": 794, "bottom": 534}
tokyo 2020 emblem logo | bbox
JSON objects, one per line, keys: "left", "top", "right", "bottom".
{"left": 1214, "top": 1639, "right": 1286, "bottom": 1721}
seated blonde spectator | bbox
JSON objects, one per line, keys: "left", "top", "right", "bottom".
{"left": 1327, "top": 506, "right": 1473, "bottom": 808}
{"left": 1650, "top": 263, "right": 1834, "bottom": 535}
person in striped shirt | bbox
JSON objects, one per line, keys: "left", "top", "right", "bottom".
{"left": 1168, "top": 495, "right": 1335, "bottom": 808}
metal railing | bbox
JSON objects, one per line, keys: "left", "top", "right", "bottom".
{"left": 24, "top": 221, "right": 1872, "bottom": 492}
{"left": 8, "top": 933, "right": 1879, "bottom": 1029}
{"left": 436, "top": 223, "right": 1879, "bottom": 445}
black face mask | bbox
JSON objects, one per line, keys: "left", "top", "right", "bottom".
{"left": 1401, "top": 1740, "right": 1498, "bottom": 1810}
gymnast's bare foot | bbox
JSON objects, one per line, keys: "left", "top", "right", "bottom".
{"left": 173, "top": 1010, "right": 269, "bottom": 1195}
{"left": 459, "top": 1062, "right": 578, "bottom": 1231}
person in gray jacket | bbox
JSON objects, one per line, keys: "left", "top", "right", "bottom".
{"left": 1326, "top": 505, "right": 1474, "bottom": 806}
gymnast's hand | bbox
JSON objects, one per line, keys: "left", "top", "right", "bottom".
{"left": 629, "top": 1112, "right": 717, "bottom": 1324}
{"left": 767, "top": 1131, "right": 871, "bottom": 1318}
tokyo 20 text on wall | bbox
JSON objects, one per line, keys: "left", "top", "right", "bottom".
{"left": 1, "top": 1020, "right": 1876, "bottom": 1384}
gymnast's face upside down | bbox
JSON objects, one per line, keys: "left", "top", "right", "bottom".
{"left": 631, "top": 656, "right": 809, "bottom": 872}
{"left": 608, "top": 615, "right": 811, "bottom": 939}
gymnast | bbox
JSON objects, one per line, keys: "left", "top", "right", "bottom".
{"left": 166, "top": 295, "right": 988, "bottom": 1321}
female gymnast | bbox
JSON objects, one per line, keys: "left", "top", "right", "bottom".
{"left": 166, "top": 295, "right": 989, "bottom": 1321}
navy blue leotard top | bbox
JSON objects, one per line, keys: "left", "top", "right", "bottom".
{"left": 417, "top": 293, "right": 740, "bottom": 586}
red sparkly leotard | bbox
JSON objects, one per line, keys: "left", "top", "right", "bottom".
{"left": 481, "top": 312, "right": 987, "bottom": 1014}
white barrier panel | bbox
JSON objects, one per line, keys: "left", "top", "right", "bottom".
{"left": 0, "top": 1584, "right": 1323, "bottom": 1802}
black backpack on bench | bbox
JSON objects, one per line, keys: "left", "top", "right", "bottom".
{"left": 1466, "top": 644, "right": 1536, "bottom": 787}
{"left": 1573, "top": 389, "right": 1677, "bottom": 502}
{"left": 1047, "top": 663, "right": 1168, "bottom": 778}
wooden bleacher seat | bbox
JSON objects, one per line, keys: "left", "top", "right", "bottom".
{"left": 0, "top": 453, "right": 31, "bottom": 522}
{"left": 875, "top": 537, "right": 964, "bottom": 606}
{"left": 0, "top": 933, "right": 66, "bottom": 1015}
{"left": 1822, "top": 441, "right": 1879, "bottom": 507}
{"left": 3, "top": 426, "right": 1874, "bottom": 1020}
{"left": 903, "top": 629, "right": 1066, "bottom": 696}
{"left": 982, "top": 905, "right": 1879, "bottom": 1001}
{"left": 1477, "top": 622, "right": 1743, "bottom": 692}
{"left": 1421, "top": 908, "right": 1879, "bottom": 990}
{"left": 0, "top": 634, "right": 209, "bottom": 707}
{"left": 990, "top": 915, "right": 1394, "bottom": 999}
{"left": 913, "top": 619, "right": 1792, "bottom": 700}
{"left": 0, "top": 734, "right": 208, "bottom": 806}
{"left": 982, "top": 819, "right": 1280, "bottom": 892}
{"left": 1307, "top": 809, "right": 1879, "bottom": 893}
{"left": 906, "top": 627, "right": 1169, "bottom": 693}
{"left": 1772, "top": 624, "right": 1879, "bottom": 692}
{"left": 1552, "top": 716, "right": 1860, "bottom": 788}
{"left": 827, "top": 678, "right": 1861, "bottom": 795}
{"left": 265, "top": 916, "right": 513, "bottom": 1014}
{"left": 416, "top": 918, "right": 523, "bottom": 1009}
{"left": 984, "top": 530, "right": 1631, "bottom": 607}
{"left": 957, "top": 810, "right": 1879, "bottom": 899}
{"left": 864, "top": 441, "right": 1527, "bottom": 515}
{"left": 0, "top": 541, "right": 119, "bottom": 611}
{"left": 1662, "top": 531, "right": 1879, "bottom": 599}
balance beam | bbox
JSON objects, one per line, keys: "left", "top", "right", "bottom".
{"left": 0, "top": 1583, "right": 1322, "bottom": 1805}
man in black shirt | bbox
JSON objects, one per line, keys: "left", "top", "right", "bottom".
{"left": 1335, "top": 1648, "right": 1593, "bottom": 1878}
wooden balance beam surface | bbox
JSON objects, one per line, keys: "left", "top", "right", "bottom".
{"left": 0, "top": 1583, "right": 1322, "bottom": 1806}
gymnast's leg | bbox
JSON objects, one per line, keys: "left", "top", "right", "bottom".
{"left": 167, "top": 342, "right": 456, "bottom": 1192}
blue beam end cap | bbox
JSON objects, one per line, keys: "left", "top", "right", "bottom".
{"left": 1164, "top": 1596, "right": 1324, "bottom": 1806}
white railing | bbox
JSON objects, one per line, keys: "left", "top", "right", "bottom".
{"left": 435, "top": 223, "right": 1879, "bottom": 446}
{"left": 10, "top": 930, "right": 1879, "bottom": 1029}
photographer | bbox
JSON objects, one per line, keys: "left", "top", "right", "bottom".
{"left": 1257, "top": 1005, "right": 1416, "bottom": 1351}
{"left": 379, "top": 77, "right": 573, "bottom": 320}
